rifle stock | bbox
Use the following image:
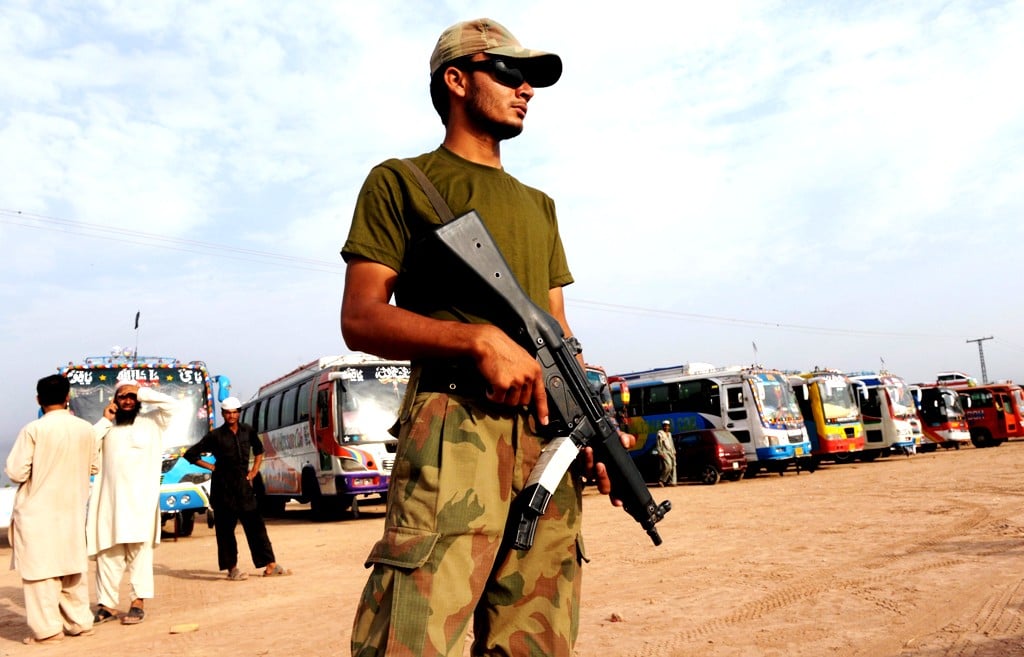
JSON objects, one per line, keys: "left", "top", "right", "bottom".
{"left": 434, "top": 211, "right": 671, "bottom": 549}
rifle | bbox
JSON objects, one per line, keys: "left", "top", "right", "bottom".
{"left": 434, "top": 211, "right": 671, "bottom": 550}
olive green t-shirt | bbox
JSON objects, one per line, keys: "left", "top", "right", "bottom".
{"left": 341, "top": 146, "right": 573, "bottom": 324}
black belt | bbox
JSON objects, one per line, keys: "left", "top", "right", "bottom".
{"left": 417, "top": 366, "right": 490, "bottom": 399}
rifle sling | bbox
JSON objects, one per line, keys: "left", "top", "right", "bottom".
{"left": 400, "top": 158, "right": 455, "bottom": 224}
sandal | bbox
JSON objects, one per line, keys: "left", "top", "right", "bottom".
{"left": 227, "top": 567, "right": 248, "bottom": 581}
{"left": 121, "top": 606, "right": 145, "bottom": 625}
{"left": 93, "top": 607, "right": 117, "bottom": 625}
{"left": 262, "top": 564, "right": 291, "bottom": 577}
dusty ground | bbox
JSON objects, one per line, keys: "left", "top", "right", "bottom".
{"left": 3, "top": 442, "right": 1024, "bottom": 657}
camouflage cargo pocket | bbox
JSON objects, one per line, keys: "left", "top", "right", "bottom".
{"left": 365, "top": 525, "right": 440, "bottom": 569}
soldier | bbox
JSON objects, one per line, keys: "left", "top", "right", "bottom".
{"left": 340, "top": 17, "right": 632, "bottom": 657}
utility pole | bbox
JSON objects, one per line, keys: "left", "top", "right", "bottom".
{"left": 966, "top": 336, "right": 993, "bottom": 383}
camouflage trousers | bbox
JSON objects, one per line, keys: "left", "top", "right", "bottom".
{"left": 351, "top": 391, "right": 584, "bottom": 657}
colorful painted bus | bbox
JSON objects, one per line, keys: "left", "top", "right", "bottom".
{"left": 787, "top": 370, "right": 865, "bottom": 467}
{"left": 612, "top": 364, "right": 810, "bottom": 478}
{"left": 911, "top": 385, "right": 971, "bottom": 451}
{"left": 241, "top": 355, "right": 409, "bottom": 519}
{"left": 953, "top": 383, "right": 1024, "bottom": 448}
{"left": 847, "top": 371, "right": 921, "bottom": 459}
{"left": 60, "top": 354, "right": 228, "bottom": 536}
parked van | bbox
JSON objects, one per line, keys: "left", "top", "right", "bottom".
{"left": 673, "top": 429, "right": 748, "bottom": 485}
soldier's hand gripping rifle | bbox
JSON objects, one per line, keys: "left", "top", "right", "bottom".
{"left": 434, "top": 211, "right": 671, "bottom": 550}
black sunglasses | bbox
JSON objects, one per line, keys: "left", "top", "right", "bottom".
{"left": 459, "top": 57, "right": 527, "bottom": 89}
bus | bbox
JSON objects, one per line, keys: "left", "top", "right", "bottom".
{"left": 60, "top": 354, "right": 228, "bottom": 536}
{"left": 954, "top": 383, "right": 1024, "bottom": 447}
{"left": 847, "top": 372, "right": 921, "bottom": 459}
{"left": 911, "top": 385, "right": 970, "bottom": 451}
{"left": 787, "top": 370, "right": 865, "bottom": 467}
{"left": 241, "top": 355, "right": 409, "bottom": 519}
{"left": 612, "top": 364, "right": 811, "bottom": 478}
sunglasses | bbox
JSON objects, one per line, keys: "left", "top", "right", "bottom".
{"left": 459, "top": 57, "right": 528, "bottom": 89}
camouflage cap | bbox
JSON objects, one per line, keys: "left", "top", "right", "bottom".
{"left": 429, "top": 18, "right": 562, "bottom": 88}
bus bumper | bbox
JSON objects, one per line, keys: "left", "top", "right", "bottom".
{"left": 160, "top": 483, "right": 210, "bottom": 516}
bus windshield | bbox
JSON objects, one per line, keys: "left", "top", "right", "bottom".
{"left": 886, "top": 381, "right": 917, "bottom": 419}
{"left": 337, "top": 364, "right": 410, "bottom": 444}
{"left": 751, "top": 372, "right": 800, "bottom": 423}
{"left": 820, "top": 377, "right": 860, "bottom": 422}
{"left": 920, "top": 389, "right": 966, "bottom": 423}
{"left": 65, "top": 366, "right": 210, "bottom": 450}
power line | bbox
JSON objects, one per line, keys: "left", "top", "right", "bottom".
{"left": 567, "top": 298, "right": 965, "bottom": 340}
{"left": 0, "top": 206, "right": 977, "bottom": 342}
{"left": 0, "top": 208, "right": 345, "bottom": 274}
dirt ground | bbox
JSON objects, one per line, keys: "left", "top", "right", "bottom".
{"left": 3, "top": 442, "right": 1024, "bottom": 657}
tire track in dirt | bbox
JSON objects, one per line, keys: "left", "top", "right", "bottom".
{"left": 623, "top": 500, "right": 1009, "bottom": 657}
{"left": 899, "top": 575, "right": 1024, "bottom": 657}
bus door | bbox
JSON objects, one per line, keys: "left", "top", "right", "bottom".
{"left": 723, "top": 383, "right": 751, "bottom": 446}
{"left": 315, "top": 381, "right": 335, "bottom": 472}
{"left": 996, "top": 391, "right": 1017, "bottom": 434}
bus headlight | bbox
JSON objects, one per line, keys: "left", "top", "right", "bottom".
{"left": 340, "top": 458, "right": 369, "bottom": 473}
{"left": 166, "top": 495, "right": 176, "bottom": 507}
{"left": 182, "top": 472, "right": 212, "bottom": 484}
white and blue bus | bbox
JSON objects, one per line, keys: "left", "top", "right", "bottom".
{"left": 241, "top": 355, "right": 409, "bottom": 519}
{"left": 612, "top": 364, "right": 811, "bottom": 477}
{"left": 60, "top": 353, "right": 230, "bottom": 536}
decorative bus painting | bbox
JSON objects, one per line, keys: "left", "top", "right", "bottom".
{"left": 911, "top": 385, "right": 971, "bottom": 451}
{"left": 60, "top": 354, "right": 229, "bottom": 536}
{"left": 241, "top": 355, "right": 409, "bottom": 520}
{"left": 612, "top": 363, "right": 811, "bottom": 478}
{"left": 787, "top": 370, "right": 865, "bottom": 468}
{"left": 953, "top": 383, "right": 1024, "bottom": 448}
{"left": 846, "top": 371, "right": 921, "bottom": 459}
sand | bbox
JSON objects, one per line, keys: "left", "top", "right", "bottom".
{"left": 3, "top": 442, "right": 1024, "bottom": 656}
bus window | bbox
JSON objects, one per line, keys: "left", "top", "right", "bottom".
{"left": 644, "top": 384, "right": 671, "bottom": 415}
{"left": 267, "top": 394, "right": 282, "bottom": 431}
{"left": 281, "top": 387, "right": 298, "bottom": 427}
{"left": 726, "top": 387, "right": 743, "bottom": 410}
{"left": 259, "top": 400, "right": 270, "bottom": 432}
{"left": 241, "top": 403, "right": 255, "bottom": 428}
{"left": 297, "top": 381, "right": 311, "bottom": 422}
{"left": 860, "top": 389, "right": 881, "bottom": 419}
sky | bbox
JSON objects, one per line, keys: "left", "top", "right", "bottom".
{"left": 2, "top": 0, "right": 1023, "bottom": 459}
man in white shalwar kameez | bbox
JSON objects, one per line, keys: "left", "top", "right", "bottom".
{"left": 5, "top": 374, "right": 98, "bottom": 645}
{"left": 87, "top": 379, "right": 175, "bottom": 626}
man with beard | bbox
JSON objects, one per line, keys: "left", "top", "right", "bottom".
{"left": 340, "top": 18, "right": 632, "bottom": 656}
{"left": 87, "top": 379, "right": 175, "bottom": 626}
{"left": 5, "top": 374, "right": 97, "bottom": 644}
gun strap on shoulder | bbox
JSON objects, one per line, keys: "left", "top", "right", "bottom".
{"left": 400, "top": 158, "right": 454, "bottom": 224}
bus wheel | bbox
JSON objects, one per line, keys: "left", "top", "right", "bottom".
{"left": 175, "top": 511, "right": 196, "bottom": 537}
{"left": 970, "top": 430, "right": 991, "bottom": 448}
{"left": 859, "top": 450, "right": 879, "bottom": 462}
{"left": 743, "top": 463, "right": 761, "bottom": 479}
{"left": 303, "top": 469, "right": 329, "bottom": 521}
{"left": 206, "top": 508, "right": 215, "bottom": 528}
{"left": 699, "top": 465, "right": 721, "bottom": 486}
